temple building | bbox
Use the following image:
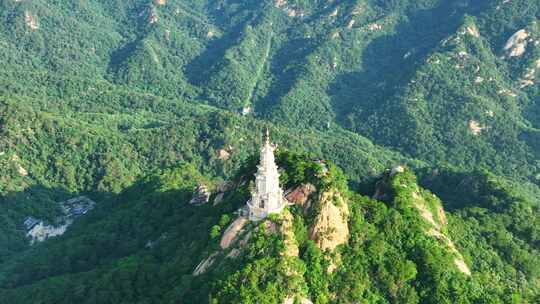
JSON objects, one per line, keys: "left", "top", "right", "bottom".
{"left": 247, "top": 130, "right": 286, "bottom": 221}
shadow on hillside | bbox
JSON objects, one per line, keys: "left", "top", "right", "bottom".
{"left": 184, "top": 0, "right": 278, "bottom": 86}
{"left": 327, "top": 1, "right": 469, "bottom": 132}
{"left": 253, "top": 37, "right": 320, "bottom": 116}
{"left": 251, "top": 2, "right": 344, "bottom": 117}
{"left": 0, "top": 168, "right": 231, "bottom": 290}
{"left": 107, "top": 39, "right": 141, "bottom": 78}
{"left": 0, "top": 182, "right": 129, "bottom": 288}
{"left": 416, "top": 167, "right": 504, "bottom": 211}
{"left": 184, "top": 21, "right": 249, "bottom": 86}
{"left": 0, "top": 184, "right": 106, "bottom": 267}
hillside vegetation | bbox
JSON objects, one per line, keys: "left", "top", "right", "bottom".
{"left": 0, "top": 0, "right": 539, "bottom": 178}
{"left": 0, "top": 153, "right": 538, "bottom": 303}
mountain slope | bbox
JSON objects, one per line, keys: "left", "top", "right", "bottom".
{"left": 0, "top": 94, "right": 420, "bottom": 264}
{"left": 0, "top": 153, "right": 538, "bottom": 303}
{"left": 0, "top": 0, "right": 538, "bottom": 180}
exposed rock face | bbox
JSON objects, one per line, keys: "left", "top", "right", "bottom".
{"left": 427, "top": 228, "right": 471, "bottom": 276}
{"left": 390, "top": 165, "right": 405, "bottom": 176}
{"left": 27, "top": 221, "right": 70, "bottom": 243}
{"left": 437, "top": 204, "right": 448, "bottom": 226}
{"left": 498, "top": 88, "right": 517, "bottom": 97}
{"left": 284, "top": 297, "right": 313, "bottom": 304}
{"left": 10, "top": 154, "right": 28, "bottom": 176}
{"left": 411, "top": 191, "right": 471, "bottom": 276}
{"left": 220, "top": 217, "right": 248, "bottom": 249}
{"left": 469, "top": 120, "right": 485, "bottom": 135}
{"left": 217, "top": 181, "right": 232, "bottom": 193}
{"left": 503, "top": 29, "right": 529, "bottom": 58}
{"left": 466, "top": 25, "right": 480, "bottom": 38}
{"left": 25, "top": 11, "right": 39, "bottom": 30}
{"left": 145, "top": 233, "right": 168, "bottom": 249}
{"left": 519, "top": 79, "right": 534, "bottom": 88}
{"left": 412, "top": 194, "right": 438, "bottom": 227}
{"left": 376, "top": 170, "right": 471, "bottom": 276}
{"left": 213, "top": 192, "right": 224, "bottom": 206}
{"left": 218, "top": 149, "right": 230, "bottom": 161}
{"left": 275, "top": 0, "right": 287, "bottom": 8}
{"left": 241, "top": 106, "right": 252, "bottom": 116}
{"left": 193, "top": 217, "right": 251, "bottom": 275}
{"left": 149, "top": 9, "right": 158, "bottom": 24}
{"left": 280, "top": 211, "right": 299, "bottom": 257}
{"left": 16, "top": 163, "right": 28, "bottom": 176}
{"left": 140, "top": 6, "right": 158, "bottom": 24}
{"left": 274, "top": 1, "right": 305, "bottom": 17}
{"left": 309, "top": 190, "right": 349, "bottom": 252}
{"left": 368, "top": 23, "right": 382, "bottom": 31}
{"left": 193, "top": 252, "right": 218, "bottom": 276}
{"left": 286, "top": 8, "right": 300, "bottom": 17}
{"left": 226, "top": 248, "right": 241, "bottom": 258}
{"left": 24, "top": 196, "right": 96, "bottom": 244}
{"left": 285, "top": 183, "right": 316, "bottom": 212}
{"left": 189, "top": 185, "right": 211, "bottom": 205}
{"left": 518, "top": 58, "right": 540, "bottom": 88}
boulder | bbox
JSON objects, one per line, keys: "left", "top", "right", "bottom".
{"left": 390, "top": 165, "right": 405, "bottom": 176}
{"left": 503, "top": 29, "right": 529, "bottom": 58}
{"left": 466, "top": 25, "right": 480, "bottom": 38}
{"left": 284, "top": 297, "right": 313, "bottom": 304}
{"left": 309, "top": 190, "right": 349, "bottom": 252}
{"left": 25, "top": 11, "right": 39, "bottom": 30}
{"left": 213, "top": 193, "right": 225, "bottom": 206}
{"left": 189, "top": 185, "right": 211, "bottom": 205}
{"left": 220, "top": 217, "right": 249, "bottom": 249}
{"left": 218, "top": 149, "right": 230, "bottom": 161}
{"left": 193, "top": 252, "right": 218, "bottom": 276}
{"left": 217, "top": 181, "right": 232, "bottom": 192}
{"left": 285, "top": 183, "right": 316, "bottom": 211}
{"left": 226, "top": 248, "right": 241, "bottom": 259}
{"left": 241, "top": 107, "right": 252, "bottom": 116}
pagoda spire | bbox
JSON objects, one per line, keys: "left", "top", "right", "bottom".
{"left": 246, "top": 130, "right": 286, "bottom": 221}
{"left": 265, "top": 128, "right": 270, "bottom": 145}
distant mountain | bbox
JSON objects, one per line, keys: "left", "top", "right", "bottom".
{"left": 0, "top": 0, "right": 539, "bottom": 178}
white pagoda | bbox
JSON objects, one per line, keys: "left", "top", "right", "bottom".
{"left": 247, "top": 129, "right": 286, "bottom": 221}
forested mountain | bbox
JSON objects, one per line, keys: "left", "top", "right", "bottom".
{"left": 0, "top": 0, "right": 539, "bottom": 303}
{"left": 1, "top": 153, "right": 539, "bottom": 303}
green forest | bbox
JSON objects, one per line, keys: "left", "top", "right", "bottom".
{"left": 0, "top": 0, "right": 539, "bottom": 303}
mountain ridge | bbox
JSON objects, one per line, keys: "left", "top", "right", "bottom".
{"left": 1, "top": 152, "right": 538, "bottom": 303}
